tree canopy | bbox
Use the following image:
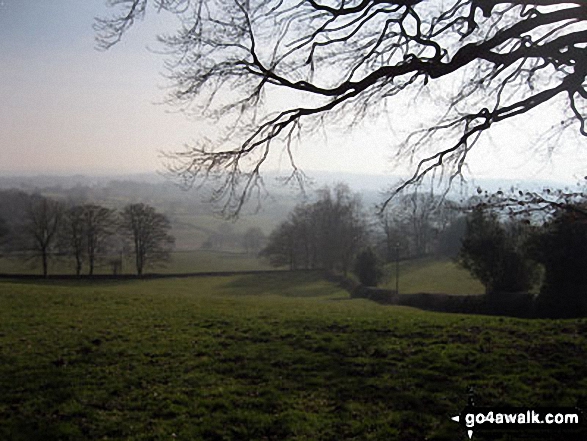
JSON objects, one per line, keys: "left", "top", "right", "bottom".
{"left": 97, "top": 0, "right": 587, "bottom": 213}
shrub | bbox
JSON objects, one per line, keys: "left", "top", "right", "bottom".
{"left": 457, "top": 209, "right": 536, "bottom": 294}
{"left": 528, "top": 209, "right": 587, "bottom": 317}
{"left": 354, "top": 248, "right": 383, "bottom": 287}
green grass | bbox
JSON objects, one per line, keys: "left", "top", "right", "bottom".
{"left": 159, "top": 250, "right": 273, "bottom": 273}
{"left": 0, "top": 254, "right": 484, "bottom": 297}
{"left": 382, "top": 258, "right": 486, "bottom": 295}
{"left": 1, "top": 273, "right": 587, "bottom": 440}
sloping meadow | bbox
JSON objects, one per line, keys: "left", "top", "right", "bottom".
{"left": 1, "top": 273, "right": 587, "bottom": 440}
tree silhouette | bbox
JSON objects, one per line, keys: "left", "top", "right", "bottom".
{"left": 354, "top": 248, "right": 383, "bottom": 287}
{"left": 83, "top": 204, "right": 116, "bottom": 275}
{"left": 120, "top": 203, "right": 175, "bottom": 276}
{"left": 457, "top": 207, "right": 536, "bottom": 294}
{"left": 23, "top": 197, "right": 64, "bottom": 277}
{"left": 242, "top": 227, "right": 266, "bottom": 255}
{"left": 61, "top": 205, "right": 86, "bottom": 276}
{"left": 528, "top": 205, "right": 587, "bottom": 317}
{"left": 60, "top": 204, "right": 116, "bottom": 275}
{"left": 261, "top": 184, "right": 367, "bottom": 272}
{"left": 97, "top": 1, "right": 587, "bottom": 213}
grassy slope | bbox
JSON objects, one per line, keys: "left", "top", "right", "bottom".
{"left": 382, "top": 258, "right": 486, "bottom": 295}
{"left": 1, "top": 273, "right": 587, "bottom": 440}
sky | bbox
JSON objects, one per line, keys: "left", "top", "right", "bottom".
{"left": 0, "top": 0, "right": 585, "bottom": 187}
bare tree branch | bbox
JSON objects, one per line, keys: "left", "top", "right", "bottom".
{"left": 97, "top": 0, "right": 587, "bottom": 214}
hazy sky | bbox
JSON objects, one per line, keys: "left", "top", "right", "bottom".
{"left": 0, "top": 1, "right": 585, "bottom": 186}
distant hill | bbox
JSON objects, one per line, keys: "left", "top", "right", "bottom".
{"left": 0, "top": 170, "right": 578, "bottom": 214}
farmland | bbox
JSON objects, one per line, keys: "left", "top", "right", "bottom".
{"left": 1, "top": 272, "right": 586, "bottom": 440}
{"left": 0, "top": 250, "right": 273, "bottom": 276}
{"left": 381, "top": 258, "right": 485, "bottom": 295}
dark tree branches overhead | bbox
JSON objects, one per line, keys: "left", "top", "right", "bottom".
{"left": 97, "top": 0, "right": 587, "bottom": 214}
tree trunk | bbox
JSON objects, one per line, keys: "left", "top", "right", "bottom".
{"left": 136, "top": 252, "right": 143, "bottom": 276}
{"left": 42, "top": 252, "right": 48, "bottom": 278}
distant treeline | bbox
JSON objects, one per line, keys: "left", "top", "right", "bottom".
{"left": 259, "top": 183, "right": 587, "bottom": 318}
{"left": 0, "top": 190, "right": 174, "bottom": 276}
{"left": 259, "top": 183, "right": 467, "bottom": 273}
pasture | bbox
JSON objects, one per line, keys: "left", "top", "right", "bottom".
{"left": 0, "top": 252, "right": 484, "bottom": 296}
{"left": 381, "top": 258, "right": 486, "bottom": 295}
{"left": 1, "top": 273, "right": 586, "bottom": 440}
{"left": 0, "top": 250, "right": 272, "bottom": 276}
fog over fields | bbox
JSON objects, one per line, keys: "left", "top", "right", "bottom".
{"left": 2, "top": 1, "right": 587, "bottom": 440}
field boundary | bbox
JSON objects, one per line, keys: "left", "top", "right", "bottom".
{"left": 325, "top": 272, "right": 542, "bottom": 318}
{"left": 0, "top": 269, "right": 318, "bottom": 281}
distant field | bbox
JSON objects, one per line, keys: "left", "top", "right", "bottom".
{"left": 169, "top": 213, "right": 279, "bottom": 251}
{"left": 159, "top": 250, "right": 273, "bottom": 273}
{"left": 382, "top": 258, "right": 486, "bottom": 295}
{"left": 0, "top": 250, "right": 272, "bottom": 276}
{"left": 1, "top": 273, "right": 586, "bottom": 440}
{"left": 0, "top": 254, "right": 537, "bottom": 296}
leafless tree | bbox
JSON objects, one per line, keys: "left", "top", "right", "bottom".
{"left": 260, "top": 221, "right": 298, "bottom": 269}
{"left": 60, "top": 205, "right": 86, "bottom": 276}
{"left": 83, "top": 204, "right": 117, "bottom": 275}
{"left": 97, "top": 0, "right": 587, "bottom": 214}
{"left": 472, "top": 184, "right": 587, "bottom": 223}
{"left": 321, "top": 184, "right": 367, "bottom": 274}
{"left": 261, "top": 184, "right": 367, "bottom": 273}
{"left": 60, "top": 204, "right": 116, "bottom": 275}
{"left": 380, "top": 192, "right": 458, "bottom": 257}
{"left": 22, "top": 197, "right": 64, "bottom": 277}
{"left": 0, "top": 190, "right": 35, "bottom": 253}
{"left": 402, "top": 192, "right": 438, "bottom": 256}
{"left": 120, "top": 203, "right": 175, "bottom": 275}
{"left": 377, "top": 209, "right": 410, "bottom": 262}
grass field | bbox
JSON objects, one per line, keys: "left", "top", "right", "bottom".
{"left": 1, "top": 273, "right": 586, "bottom": 440}
{"left": 158, "top": 251, "right": 273, "bottom": 273}
{"left": 0, "top": 253, "right": 483, "bottom": 296}
{"left": 381, "top": 258, "right": 486, "bottom": 295}
{"left": 0, "top": 250, "right": 273, "bottom": 276}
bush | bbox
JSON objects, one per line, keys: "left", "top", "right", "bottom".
{"left": 528, "top": 209, "right": 587, "bottom": 317}
{"left": 354, "top": 248, "right": 383, "bottom": 287}
{"left": 457, "top": 209, "right": 536, "bottom": 294}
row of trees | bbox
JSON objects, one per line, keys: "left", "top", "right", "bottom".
{"left": 260, "top": 184, "right": 462, "bottom": 277}
{"left": 376, "top": 192, "right": 462, "bottom": 262}
{"left": 0, "top": 191, "right": 174, "bottom": 276}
